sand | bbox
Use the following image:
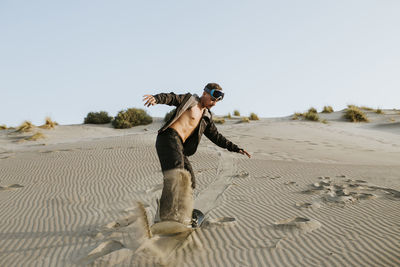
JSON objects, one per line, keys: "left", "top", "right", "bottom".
{"left": 0, "top": 109, "right": 399, "bottom": 266}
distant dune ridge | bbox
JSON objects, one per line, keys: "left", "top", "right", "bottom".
{"left": 0, "top": 109, "right": 399, "bottom": 266}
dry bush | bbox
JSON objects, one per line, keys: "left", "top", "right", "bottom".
{"left": 249, "top": 113, "right": 259, "bottom": 120}
{"left": 344, "top": 105, "right": 369, "bottom": 122}
{"left": 213, "top": 117, "right": 225, "bottom": 124}
{"left": 304, "top": 107, "right": 320, "bottom": 121}
{"left": 224, "top": 113, "right": 232, "bottom": 119}
{"left": 0, "top": 125, "right": 7, "bottom": 130}
{"left": 84, "top": 111, "right": 112, "bottom": 124}
{"left": 39, "top": 117, "right": 58, "bottom": 129}
{"left": 375, "top": 108, "right": 384, "bottom": 114}
{"left": 360, "top": 106, "right": 374, "bottom": 111}
{"left": 322, "top": 106, "right": 334, "bottom": 113}
{"left": 27, "top": 132, "right": 46, "bottom": 141}
{"left": 304, "top": 111, "right": 320, "bottom": 121}
{"left": 292, "top": 108, "right": 320, "bottom": 122}
{"left": 16, "top": 121, "right": 34, "bottom": 132}
{"left": 233, "top": 110, "right": 240, "bottom": 116}
{"left": 164, "top": 109, "right": 176, "bottom": 122}
{"left": 112, "top": 108, "right": 153, "bottom": 129}
{"left": 308, "top": 107, "right": 318, "bottom": 114}
{"left": 292, "top": 112, "right": 303, "bottom": 120}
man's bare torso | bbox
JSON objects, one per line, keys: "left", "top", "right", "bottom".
{"left": 170, "top": 103, "right": 205, "bottom": 143}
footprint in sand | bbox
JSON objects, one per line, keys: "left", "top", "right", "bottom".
{"left": 234, "top": 171, "right": 249, "bottom": 179}
{"left": 0, "top": 184, "right": 24, "bottom": 191}
{"left": 299, "top": 176, "right": 382, "bottom": 206}
{"left": 274, "top": 217, "right": 321, "bottom": 233}
{"left": 295, "top": 201, "right": 321, "bottom": 210}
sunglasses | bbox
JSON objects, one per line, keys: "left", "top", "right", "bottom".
{"left": 204, "top": 88, "right": 224, "bottom": 101}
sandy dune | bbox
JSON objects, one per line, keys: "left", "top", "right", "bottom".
{"left": 0, "top": 110, "right": 399, "bottom": 266}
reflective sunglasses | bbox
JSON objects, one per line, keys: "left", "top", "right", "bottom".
{"left": 204, "top": 88, "right": 224, "bottom": 101}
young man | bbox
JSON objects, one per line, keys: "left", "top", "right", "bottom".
{"left": 143, "top": 83, "right": 250, "bottom": 226}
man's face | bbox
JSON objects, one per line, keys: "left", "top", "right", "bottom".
{"left": 202, "top": 92, "right": 219, "bottom": 109}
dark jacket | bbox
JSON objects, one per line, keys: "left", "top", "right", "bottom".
{"left": 153, "top": 92, "right": 242, "bottom": 156}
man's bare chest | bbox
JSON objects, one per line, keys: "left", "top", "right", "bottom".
{"left": 187, "top": 105, "right": 203, "bottom": 124}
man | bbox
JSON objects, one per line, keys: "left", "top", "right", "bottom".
{"left": 143, "top": 83, "right": 250, "bottom": 226}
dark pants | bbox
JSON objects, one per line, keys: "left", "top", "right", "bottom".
{"left": 155, "top": 128, "right": 196, "bottom": 189}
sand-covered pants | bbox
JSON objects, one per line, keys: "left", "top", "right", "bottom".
{"left": 156, "top": 128, "right": 195, "bottom": 225}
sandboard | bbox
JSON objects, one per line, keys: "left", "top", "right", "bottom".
{"left": 150, "top": 209, "right": 205, "bottom": 236}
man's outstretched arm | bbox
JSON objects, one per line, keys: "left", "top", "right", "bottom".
{"left": 204, "top": 120, "right": 251, "bottom": 158}
{"left": 143, "top": 92, "right": 187, "bottom": 107}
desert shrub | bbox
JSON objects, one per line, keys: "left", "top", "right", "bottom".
{"left": 360, "top": 106, "right": 374, "bottom": 111}
{"left": 213, "top": 117, "right": 225, "bottom": 124}
{"left": 375, "top": 108, "right": 384, "bottom": 114}
{"left": 343, "top": 105, "right": 369, "bottom": 122}
{"left": 224, "top": 113, "right": 232, "bottom": 119}
{"left": 84, "top": 111, "right": 112, "bottom": 124}
{"left": 292, "top": 112, "right": 303, "bottom": 120}
{"left": 321, "top": 119, "right": 328, "bottom": 124}
{"left": 322, "top": 106, "right": 334, "bottom": 113}
{"left": 164, "top": 109, "right": 176, "bottom": 122}
{"left": 27, "top": 132, "right": 46, "bottom": 141}
{"left": 304, "top": 111, "right": 320, "bottom": 121}
{"left": 39, "top": 117, "right": 58, "bottom": 129}
{"left": 0, "top": 125, "right": 7, "bottom": 130}
{"left": 16, "top": 121, "right": 34, "bottom": 132}
{"left": 233, "top": 110, "right": 240, "bottom": 116}
{"left": 112, "top": 108, "right": 153, "bottom": 129}
{"left": 308, "top": 107, "right": 318, "bottom": 114}
{"left": 249, "top": 113, "right": 259, "bottom": 120}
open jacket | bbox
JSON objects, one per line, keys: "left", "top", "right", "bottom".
{"left": 153, "top": 92, "right": 242, "bottom": 156}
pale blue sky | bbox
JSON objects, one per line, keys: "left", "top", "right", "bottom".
{"left": 1, "top": 0, "right": 399, "bottom": 126}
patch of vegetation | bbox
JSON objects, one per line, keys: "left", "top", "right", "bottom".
{"left": 321, "top": 119, "right": 328, "bottom": 124}
{"left": 343, "top": 105, "right": 369, "bottom": 122}
{"left": 224, "top": 113, "right": 232, "bottom": 119}
{"left": 360, "top": 106, "right": 374, "bottom": 111}
{"left": 16, "top": 121, "right": 34, "bottom": 132}
{"left": 112, "top": 108, "right": 153, "bottom": 129}
{"left": 164, "top": 109, "right": 176, "bottom": 122}
{"left": 292, "top": 112, "right": 303, "bottom": 120}
{"left": 308, "top": 107, "right": 318, "bottom": 114}
{"left": 84, "top": 111, "right": 113, "bottom": 124}
{"left": 39, "top": 117, "right": 58, "bottom": 129}
{"left": 213, "top": 117, "right": 225, "bottom": 124}
{"left": 0, "top": 125, "right": 7, "bottom": 130}
{"left": 322, "top": 106, "right": 334, "bottom": 113}
{"left": 249, "top": 113, "right": 259, "bottom": 120}
{"left": 233, "top": 110, "right": 240, "bottom": 116}
{"left": 304, "top": 110, "right": 320, "bottom": 121}
{"left": 292, "top": 108, "right": 320, "bottom": 122}
{"left": 27, "top": 132, "right": 46, "bottom": 141}
{"left": 375, "top": 108, "right": 384, "bottom": 114}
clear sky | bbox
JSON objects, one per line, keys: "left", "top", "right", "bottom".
{"left": 1, "top": 0, "right": 399, "bottom": 126}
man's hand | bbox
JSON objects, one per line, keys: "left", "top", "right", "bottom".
{"left": 143, "top": 95, "right": 156, "bottom": 107}
{"left": 239, "top": 149, "right": 251, "bottom": 158}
